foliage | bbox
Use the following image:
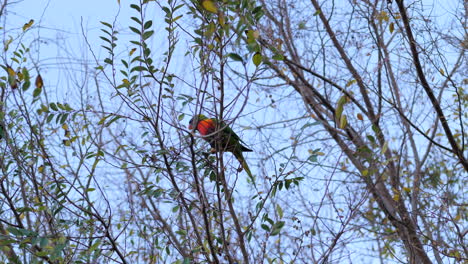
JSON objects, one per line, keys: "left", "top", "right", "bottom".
{"left": 0, "top": 0, "right": 466, "bottom": 263}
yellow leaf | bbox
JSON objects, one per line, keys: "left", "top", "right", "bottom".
{"left": 335, "top": 95, "right": 347, "bottom": 123}
{"left": 7, "top": 66, "right": 16, "bottom": 78}
{"left": 345, "top": 79, "right": 356, "bottom": 87}
{"left": 22, "top": 19, "right": 34, "bottom": 31}
{"left": 379, "top": 11, "right": 389, "bottom": 22}
{"left": 393, "top": 192, "right": 400, "bottom": 201}
{"left": 389, "top": 22, "right": 394, "bottom": 33}
{"left": 35, "top": 74, "right": 43, "bottom": 89}
{"left": 218, "top": 12, "right": 225, "bottom": 26}
{"left": 381, "top": 141, "right": 388, "bottom": 154}
{"left": 335, "top": 104, "right": 343, "bottom": 123}
{"left": 202, "top": 0, "right": 218, "bottom": 13}
{"left": 337, "top": 95, "right": 347, "bottom": 105}
{"left": 362, "top": 169, "right": 369, "bottom": 176}
{"left": 17, "top": 71, "right": 24, "bottom": 81}
{"left": 439, "top": 68, "right": 445, "bottom": 75}
{"left": 38, "top": 165, "right": 45, "bottom": 173}
{"left": 357, "top": 113, "right": 363, "bottom": 121}
{"left": 339, "top": 115, "right": 347, "bottom": 129}
{"left": 129, "top": 48, "right": 137, "bottom": 56}
{"left": 403, "top": 187, "right": 411, "bottom": 193}
{"left": 4, "top": 37, "right": 13, "bottom": 51}
{"left": 7, "top": 66, "right": 17, "bottom": 88}
{"left": 62, "top": 123, "right": 69, "bottom": 130}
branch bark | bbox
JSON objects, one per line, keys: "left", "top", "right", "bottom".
{"left": 395, "top": 0, "right": 468, "bottom": 171}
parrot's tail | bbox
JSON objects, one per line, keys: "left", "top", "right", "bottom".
{"left": 241, "top": 159, "right": 253, "bottom": 180}
{"left": 235, "top": 153, "right": 254, "bottom": 182}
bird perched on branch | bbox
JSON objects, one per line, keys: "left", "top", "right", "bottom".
{"left": 188, "top": 114, "right": 253, "bottom": 180}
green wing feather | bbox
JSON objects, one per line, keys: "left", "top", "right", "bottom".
{"left": 216, "top": 120, "right": 251, "bottom": 149}
{"left": 198, "top": 116, "right": 254, "bottom": 179}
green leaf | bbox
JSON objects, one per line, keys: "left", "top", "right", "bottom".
{"left": 144, "top": 20, "right": 153, "bottom": 30}
{"left": 105, "top": 116, "right": 121, "bottom": 127}
{"left": 100, "top": 21, "right": 112, "bottom": 28}
{"left": 270, "top": 221, "right": 285, "bottom": 236}
{"left": 60, "top": 113, "right": 68, "bottom": 124}
{"left": 131, "top": 17, "right": 142, "bottom": 25}
{"left": 50, "top": 103, "right": 58, "bottom": 111}
{"left": 0, "top": 239, "right": 16, "bottom": 246}
{"left": 276, "top": 204, "right": 283, "bottom": 218}
{"left": 46, "top": 114, "right": 54, "bottom": 123}
{"left": 261, "top": 224, "right": 270, "bottom": 232}
{"left": 272, "top": 54, "right": 284, "bottom": 61}
{"left": 21, "top": 67, "right": 31, "bottom": 91}
{"left": 129, "top": 26, "right": 141, "bottom": 35}
{"left": 228, "top": 53, "right": 243, "bottom": 62}
{"left": 89, "top": 240, "right": 101, "bottom": 252}
{"left": 100, "top": 36, "right": 111, "bottom": 44}
{"left": 162, "top": 6, "right": 170, "bottom": 14}
{"left": 366, "top": 135, "right": 375, "bottom": 144}
{"left": 130, "top": 4, "right": 141, "bottom": 12}
{"left": 252, "top": 52, "right": 262, "bottom": 66}
{"left": 33, "top": 87, "right": 42, "bottom": 98}
{"left": 39, "top": 237, "right": 48, "bottom": 247}
{"left": 143, "top": 30, "right": 154, "bottom": 40}
{"left": 252, "top": 6, "right": 263, "bottom": 14}
{"left": 131, "top": 66, "right": 147, "bottom": 72}
{"left": 371, "top": 124, "right": 380, "bottom": 134}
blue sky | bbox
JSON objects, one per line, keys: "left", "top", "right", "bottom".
{"left": 4, "top": 0, "right": 464, "bottom": 263}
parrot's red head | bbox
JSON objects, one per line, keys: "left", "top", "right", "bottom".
{"left": 188, "top": 114, "right": 208, "bottom": 130}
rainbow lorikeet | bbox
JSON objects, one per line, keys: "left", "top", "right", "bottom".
{"left": 188, "top": 114, "right": 253, "bottom": 179}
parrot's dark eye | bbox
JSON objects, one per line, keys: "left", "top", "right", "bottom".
{"left": 188, "top": 117, "right": 197, "bottom": 130}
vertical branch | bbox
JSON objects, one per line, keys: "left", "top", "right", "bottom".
{"left": 189, "top": 135, "right": 220, "bottom": 263}
{"left": 394, "top": 0, "right": 468, "bottom": 171}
